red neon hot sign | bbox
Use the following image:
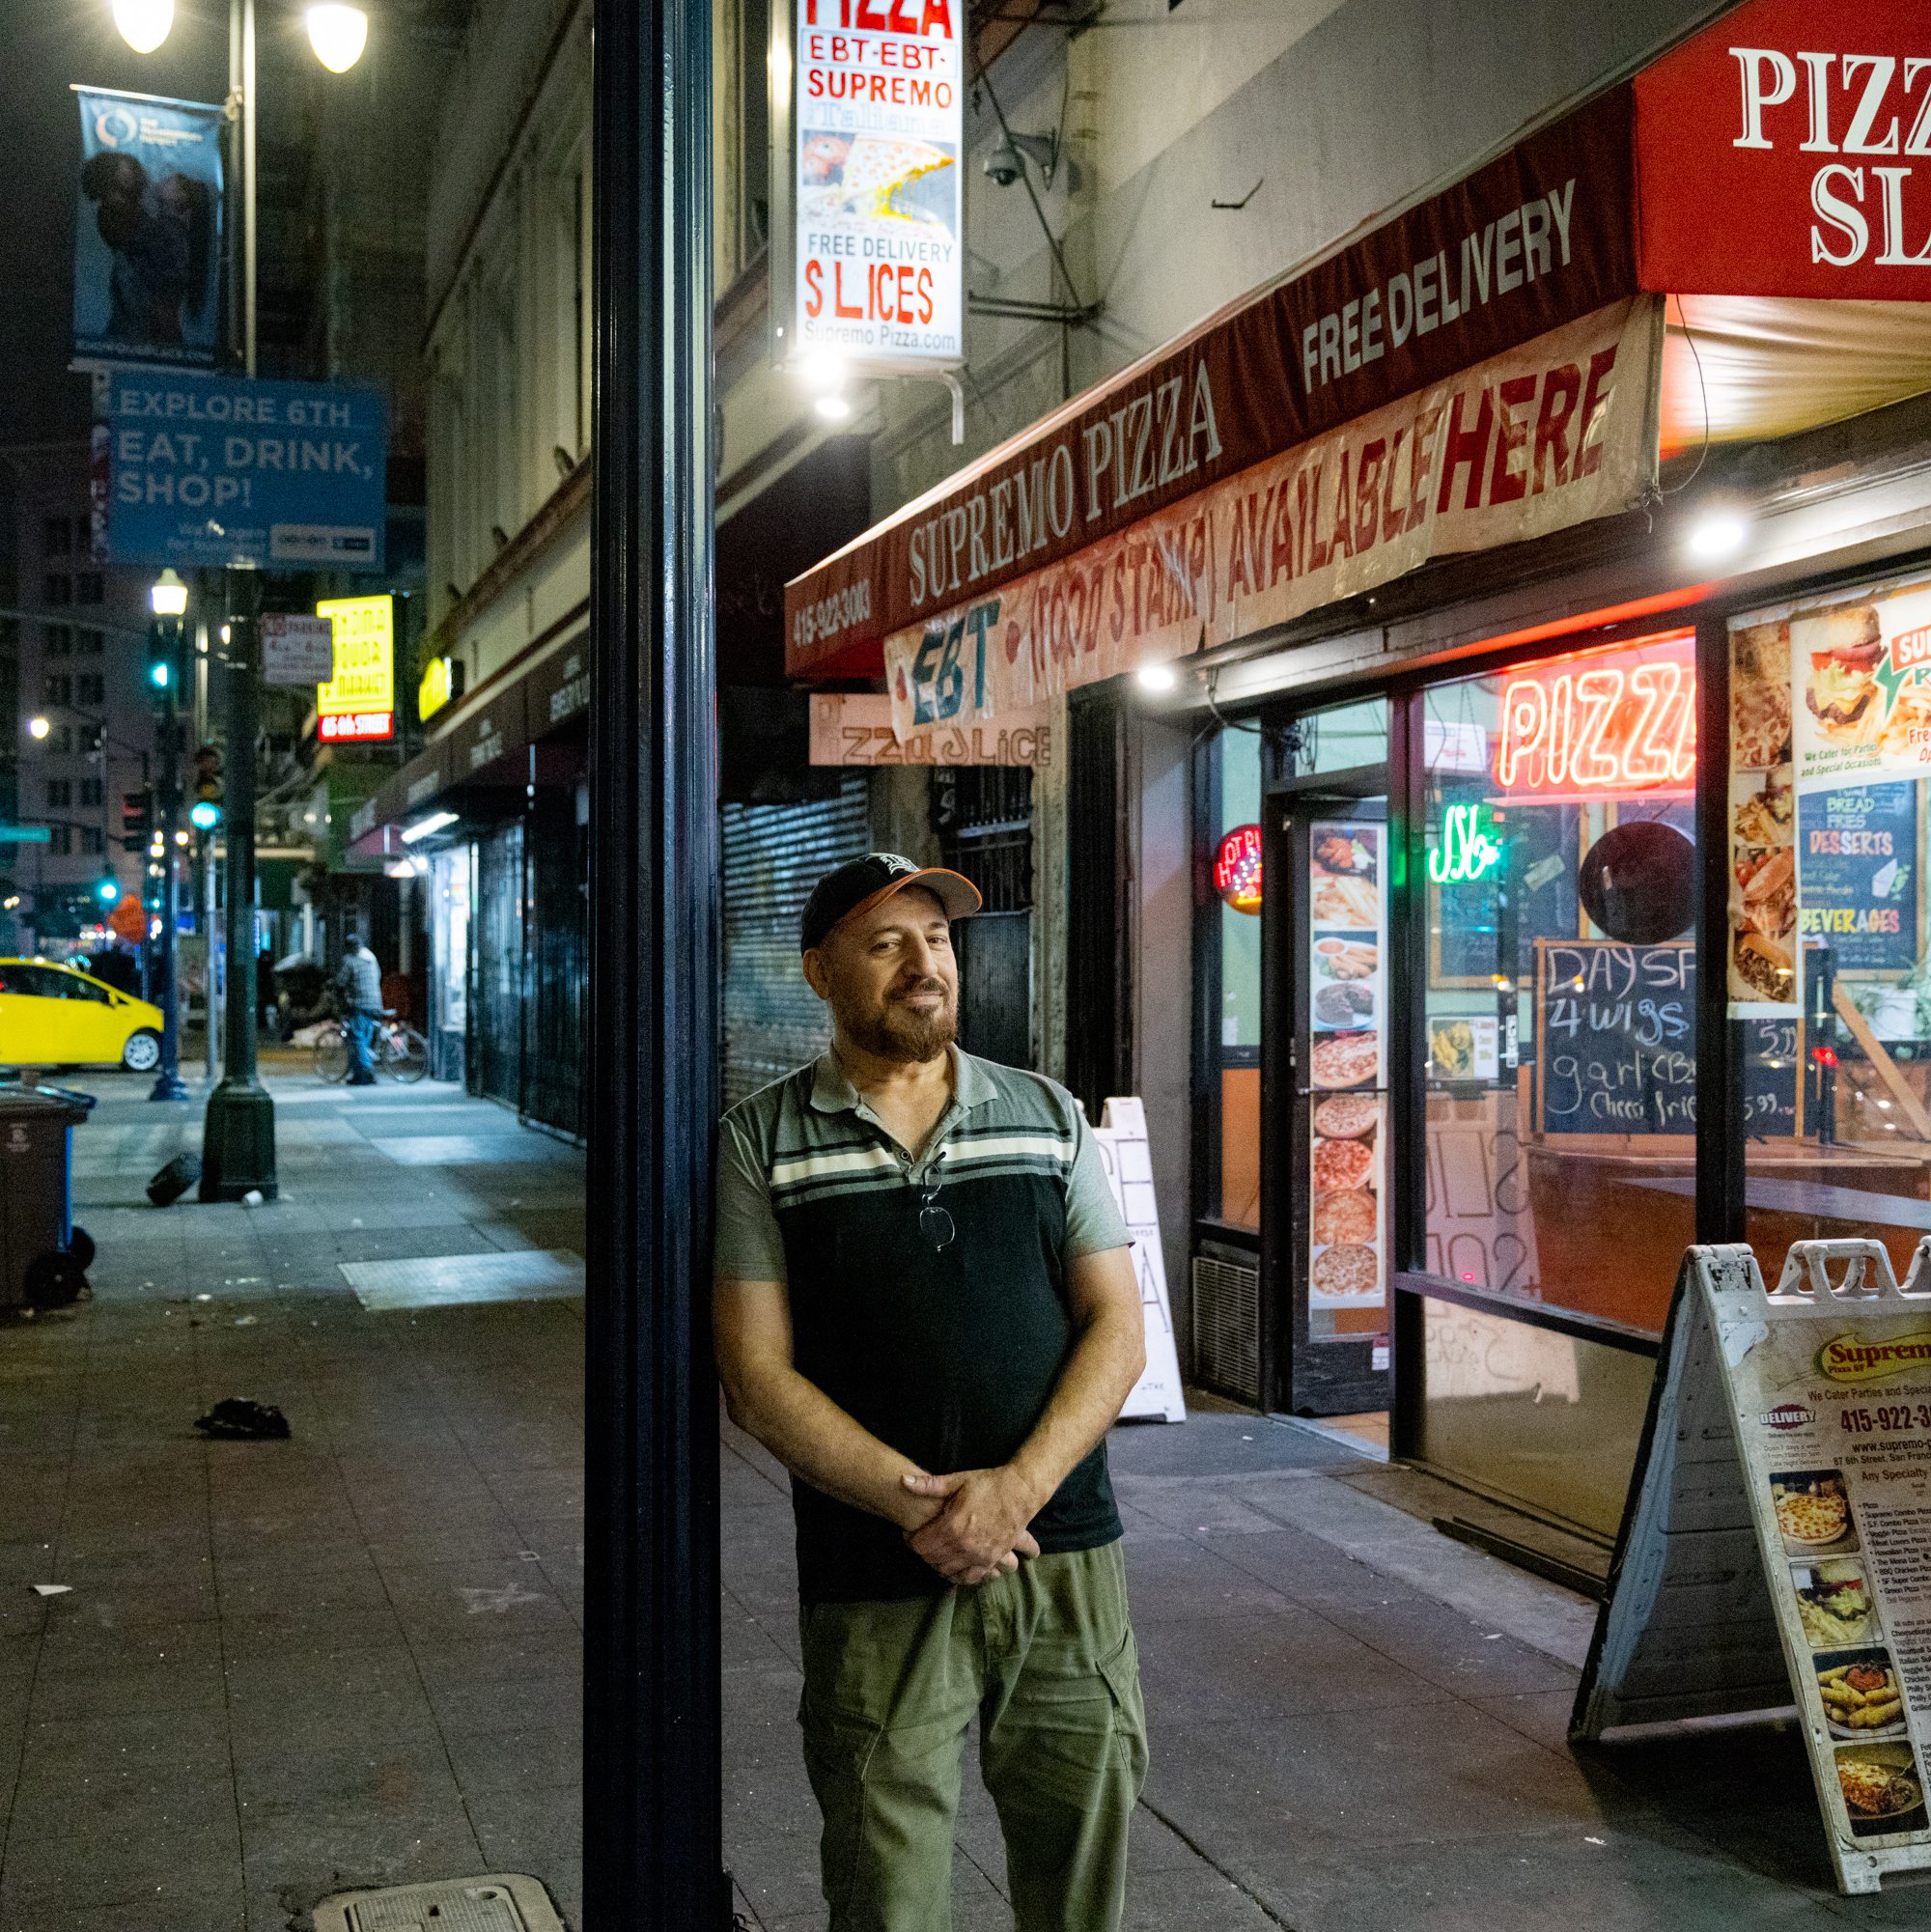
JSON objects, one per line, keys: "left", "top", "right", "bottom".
{"left": 1216, "top": 824, "right": 1264, "bottom": 912}
{"left": 1492, "top": 638, "right": 1696, "bottom": 795}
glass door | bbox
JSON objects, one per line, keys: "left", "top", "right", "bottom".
{"left": 1278, "top": 783, "right": 1392, "bottom": 1414}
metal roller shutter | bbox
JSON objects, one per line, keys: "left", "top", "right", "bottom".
{"left": 721, "top": 775, "right": 870, "bottom": 1107}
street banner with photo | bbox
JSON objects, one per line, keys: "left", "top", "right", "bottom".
{"left": 771, "top": 0, "right": 964, "bottom": 374}
{"left": 885, "top": 296, "right": 1664, "bottom": 737}
{"left": 102, "top": 368, "right": 386, "bottom": 572}
{"left": 1729, "top": 572, "right": 1931, "bottom": 1016}
{"left": 262, "top": 615, "right": 337, "bottom": 688}
{"left": 1577, "top": 1242, "right": 1931, "bottom": 1898}
{"left": 72, "top": 88, "right": 223, "bottom": 369}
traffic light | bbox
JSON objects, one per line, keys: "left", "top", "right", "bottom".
{"left": 192, "top": 744, "right": 223, "bottom": 827}
{"left": 95, "top": 876, "right": 120, "bottom": 907}
{"left": 121, "top": 789, "right": 153, "bottom": 852}
{"left": 147, "top": 633, "right": 172, "bottom": 690}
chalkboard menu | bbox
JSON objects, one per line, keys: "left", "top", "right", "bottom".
{"left": 1535, "top": 939, "right": 1799, "bottom": 1137}
{"left": 1797, "top": 783, "right": 1920, "bottom": 973}
{"left": 1432, "top": 792, "right": 1581, "bottom": 987}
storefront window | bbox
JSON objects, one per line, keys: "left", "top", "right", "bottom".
{"left": 1302, "top": 697, "right": 1387, "bottom": 775}
{"left": 1211, "top": 726, "right": 1262, "bottom": 1227}
{"left": 1730, "top": 573, "right": 1931, "bottom": 1289}
{"left": 1422, "top": 632, "right": 1699, "bottom": 1335}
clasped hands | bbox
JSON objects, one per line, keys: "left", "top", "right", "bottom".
{"left": 897, "top": 1465, "right": 1042, "bottom": 1587}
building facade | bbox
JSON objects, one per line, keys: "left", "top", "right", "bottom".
{"left": 0, "top": 440, "right": 159, "bottom": 957}
{"left": 778, "top": 0, "right": 1931, "bottom": 1561}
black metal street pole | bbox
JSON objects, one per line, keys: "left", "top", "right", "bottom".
{"left": 583, "top": 0, "right": 724, "bottom": 1922}
{"left": 150, "top": 614, "right": 189, "bottom": 1102}
{"left": 199, "top": 568, "right": 276, "bottom": 1196}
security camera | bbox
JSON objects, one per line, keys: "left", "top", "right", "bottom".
{"left": 982, "top": 130, "right": 1058, "bottom": 190}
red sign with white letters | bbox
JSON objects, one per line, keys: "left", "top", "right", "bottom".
{"left": 1636, "top": 0, "right": 1931, "bottom": 298}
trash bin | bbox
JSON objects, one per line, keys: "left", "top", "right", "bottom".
{"left": 0, "top": 1083, "right": 96, "bottom": 1311}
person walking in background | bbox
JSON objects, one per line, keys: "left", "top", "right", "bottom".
{"left": 335, "top": 928, "right": 382, "bottom": 1087}
{"left": 714, "top": 854, "right": 1150, "bottom": 1932}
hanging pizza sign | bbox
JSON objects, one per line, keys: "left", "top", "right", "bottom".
{"left": 1216, "top": 825, "right": 1264, "bottom": 912}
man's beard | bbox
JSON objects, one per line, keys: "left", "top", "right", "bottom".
{"left": 837, "top": 979, "right": 957, "bottom": 1064}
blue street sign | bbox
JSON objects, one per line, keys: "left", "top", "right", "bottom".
{"left": 102, "top": 369, "right": 387, "bottom": 572}
{"left": 0, "top": 826, "right": 53, "bottom": 844}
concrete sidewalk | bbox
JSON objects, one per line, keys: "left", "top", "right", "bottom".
{"left": 0, "top": 1071, "right": 1923, "bottom": 1930}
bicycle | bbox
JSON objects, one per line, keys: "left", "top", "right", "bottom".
{"left": 314, "top": 1005, "right": 430, "bottom": 1084}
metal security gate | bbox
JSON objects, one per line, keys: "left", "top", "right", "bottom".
{"left": 523, "top": 789, "right": 588, "bottom": 1138}
{"left": 935, "top": 766, "right": 1033, "bottom": 1070}
{"left": 472, "top": 820, "right": 526, "bottom": 1109}
{"left": 720, "top": 775, "right": 869, "bottom": 1107}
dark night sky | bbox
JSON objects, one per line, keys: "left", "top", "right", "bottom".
{"left": 0, "top": 3, "right": 277, "bottom": 449}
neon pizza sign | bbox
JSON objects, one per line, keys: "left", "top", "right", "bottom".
{"left": 1215, "top": 824, "right": 1263, "bottom": 912}
{"left": 1492, "top": 638, "right": 1696, "bottom": 795}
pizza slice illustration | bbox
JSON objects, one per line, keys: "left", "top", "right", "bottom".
{"left": 832, "top": 136, "right": 955, "bottom": 220}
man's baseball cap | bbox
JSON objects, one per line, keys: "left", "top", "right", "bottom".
{"left": 799, "top": 853, "right": 982, "bottom": 954}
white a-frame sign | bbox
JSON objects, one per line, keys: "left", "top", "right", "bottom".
{"left": 1575, "top": 1240, "right": 1931, "bottom": 1894}
{"left": 1093, "top": 1097, "right": 1187, "bottom": 1423}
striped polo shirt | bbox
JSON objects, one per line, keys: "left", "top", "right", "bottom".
{"left": 715, "top": 1047, "right": 1130, "bottom": 1604}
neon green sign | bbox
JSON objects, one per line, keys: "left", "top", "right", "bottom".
{"left": 1428, "top": 802, "right": 1503, "bottom": 884}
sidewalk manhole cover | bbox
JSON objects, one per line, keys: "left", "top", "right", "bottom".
{"left": 338, "top": 1249, "right": 585, "bottom": 1310}
{"left": 314, "top": 1873, "right": 565, "bottom": 1932}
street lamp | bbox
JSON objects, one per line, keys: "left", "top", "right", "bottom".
{"left": 305, "top": 5, "right": 369, "bottom": 71}
{"left": 111, "top": 2, "right": 377, "bottom": 1187}
{"left": 114, "top": 0, "right": 367, "bottom": 73}
{"left": 147, "top": 575, "right": 192, "bottom": 1102}
{"left": 27, "top": 716, "right": 50, "bottom": 741}
{"left": 113, "top": 0, "right": 174, "bottom": 52}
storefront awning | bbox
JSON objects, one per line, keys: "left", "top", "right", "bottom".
{"left": 785, "top": 0, "right": 1931, "bottom": 719}
{"left": 344, "top": 628, "right": 591, "bottom": 862}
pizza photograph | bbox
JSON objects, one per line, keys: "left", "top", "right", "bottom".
{"left": 1309, "top": 1243, "right": 1380, "bottom": 1300}
{"left": 1311, "top": 1189, "right": 1378, "bottom": 1246}
{"left": 1309, "top": 1029, "right": 1379, "bottom": 1090}
{"left": 1730, "top": 618, "right": 1792, "bottom": 770}
{"left": 1771, "top": 1470, "right": 1858, "bottom": 1556}
{"left": 1311, "top": 1135, "right": 1374, "bottom": 1192}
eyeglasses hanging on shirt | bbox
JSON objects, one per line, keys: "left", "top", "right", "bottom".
{"left": 918, "top": 1152, "right": 955, "bottom": 1253}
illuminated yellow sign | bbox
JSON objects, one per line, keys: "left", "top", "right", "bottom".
{"left": 316, "top": 596, "right": 395, "bottom": 718}
{"left": 418, "top": 655, "right": 456, "bottom": 721}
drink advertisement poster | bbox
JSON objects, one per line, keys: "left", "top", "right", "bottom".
{"left": 773, "top": 0, "right": 964, "bottom": 373}
{"left": 1720, "top": 1246, "right": 1931, "bottom": 1886}
{"left": 72, "top": 89, "right": 225, "bottom": 370}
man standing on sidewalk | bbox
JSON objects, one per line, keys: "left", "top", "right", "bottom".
{"left": 714, "top": 853, "right": 1150, "bottom": 1932}
{"left": 335, "top": 928, "right": 382, "bottom": 1087}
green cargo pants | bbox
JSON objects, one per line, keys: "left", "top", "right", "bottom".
{"left": 798, "top": 1540, "right": 1148, "bottom": 1932}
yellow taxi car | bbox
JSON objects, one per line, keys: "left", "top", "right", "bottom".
{"left": 0, "top": 958, "right": 165, "bottom": 1072}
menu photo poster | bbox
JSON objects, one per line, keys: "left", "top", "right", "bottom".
{"left": 1733, "top": 571, "right": 1931, "bottom": 1020}
{"left": 1717, "top": 1241, "right": 1931, "bottom": 1890}
{"left": 1728, "top": 611, "right": 1800, "bottom": 1017}
{"left": 1306, "top": 820, "right": 1387, "bottom": 1314}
